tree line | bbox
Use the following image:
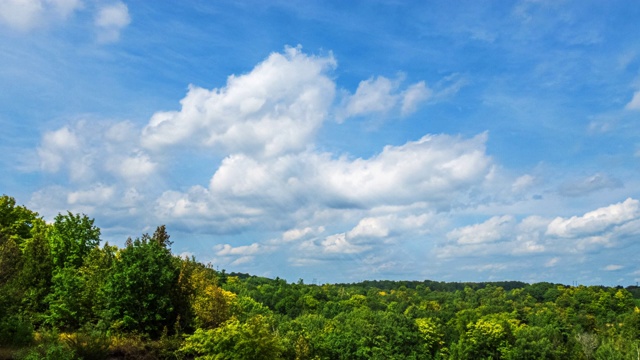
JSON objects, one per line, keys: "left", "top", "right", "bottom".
{"left": 1, "top": 194, "right": 640, "bottom": 359}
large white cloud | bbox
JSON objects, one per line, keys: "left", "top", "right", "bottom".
{"left": 155, "top": 132, "right": 492, "bottom": 230}
{"left": 141, "top": 46, "right": 336, "bottom": 158}
{"left": 318, "top": 133, "right": 491, "bottom": 208}
{"left": 546, "top": 198, "right": 640, "bottom": 238}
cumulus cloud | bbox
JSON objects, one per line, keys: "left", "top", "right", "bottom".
{"left": 155, "top": 132, "right": 492, "bottom": 230}
{"left": 213, "top": 242, "right": 275, "bottom": 267}
{"left": 546, "top": 198, "right": 640, "bottom": 238}
{"left": 142, "top": 46, "right": 336, "bottom": 158}
{"left": 216, "top": 243, "right": 264, "bottom": 256}
{"left": 447, "top": 215, "right": 515, "bottom": 245}
{"left": 318, "top": 133, "right": 491, "bottom": 208}
{"left": 347, "top": 216, "right": 391, "bottom": 239}
{"left": 0, "top": 0, "right": 82, "bottom": 31}
{"left": 67, "top": 183, "right": 115, "bottom": 205}
{"left": 31, "top": 119, "right": 160, "bottom": 224}
{"left": 38, "top": 126, "right": 81, "bottom": 173}
{"left": 36, "top": 121, "right": 156, "bottom": 184}
{"left": 287, "top": 211, "right": 435, "bottom": 266}
{"left": 438, "top": 197, "right": 640, "bottom": 259}
{"left": 280, "top": 226, "right": 325, "bottom": 243}
{"left": 300, "top": 233, "right": 371, "bottom": 255}
{"left": 339, "top": 76, "right": 433, "bottom": 120}
{"left": 347, "top": 213, "right": 432, "bottom": 240}
{"left": 94, "top": 2, "right": 130, "bottom": 43}
{"left": 343, "top": 76, "right": 399, "bottom": 117}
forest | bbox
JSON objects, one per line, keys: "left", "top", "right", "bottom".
{"left": 1, "top": 194, "right": 640, "bottom": 359}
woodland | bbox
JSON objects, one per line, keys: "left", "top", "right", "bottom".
{"left": 1, "top": 194, "right": 640, "bottom": 359}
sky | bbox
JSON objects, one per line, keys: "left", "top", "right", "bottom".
{"left": 2, "top": 0, "right": 640, "bottom": 285}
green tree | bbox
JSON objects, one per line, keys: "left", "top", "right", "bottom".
{"left": 19, "top": 220, "right": 53, "bottom": 319}
{"left": 191, "top": 265, "right": 236, "bottom": 329}
{"left": 450, "top": 313, "right": 519, "bottom": 359}
{"left": 104, "top": 226, "right": 179, "bottom": 338}
{"left": 416, "top": 317, "right": 444, "bottom": 357}
{"left": 49, "top": 212, "right": 100, "bottom": 270}
{"left": 45, "top": 267, "right": 86, "bottom": 330}
{"left": 181, "top": 315, "right": 284, "bottom": 360}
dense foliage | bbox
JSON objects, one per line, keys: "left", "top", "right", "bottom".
{"left": 1, "top": 194, "right": 640, "bottom": 359}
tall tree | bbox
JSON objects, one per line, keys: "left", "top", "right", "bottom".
{"left": 19, "top": 220, "right": 53, "bottom": 319}
{"left": 49, "top": 212, "right": 100, "bottom": 270}
{"left": 104, "top": 227, "right": 179, "bottom": 338}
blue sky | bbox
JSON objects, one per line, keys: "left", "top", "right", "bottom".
{"left": 2, "top": 0, "right": 640, "bottom": 285}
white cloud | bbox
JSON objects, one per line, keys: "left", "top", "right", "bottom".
{"left": 348, "top": 217, "right": 390, "bottom": 239}
{"left": 604, "top": 264, "right": 623, "bottom": 271}
{"left": 447, "top": 215, "right": 515, "bottom": 245}
{"left": 36, "top": 120, "right": 157, "bottom": 184}
{"left": 546, "top": 198, "right": 640, "bottom": 238}
{"left": 340, "top": 76, "right": 433, "bottom": 120}
{"left": 106, "top": 151, "right": 157, "bottom": 183}
{"left": 318, "top": 133, "right": 491, "bottom": 208}
{"left": 213, "top": 242, "right": 275, "bottom": 268}
{"left": 216, "top": 243, "right": 264, "bottom": 256}
{"left": 141, "top": 46, "right": 336, "bottom": 158}
{"left": 301, "top": 233, "right": 370, "bottom": 255}
{"left": 155, "top": 132, "right": 492, "bottom": 230}
{"left": 0, "top": 0, "right": 82, "bottom": 31}
{"left": 343, "top": 76, "right": 399, "bottom": 117}
{"left": 437, "top": 197, "right": 640, "bottom": 259}
{"left": 38, "top": 126, "right": 80, "bottom": 172}
{"left": 67, "top": 183, "right": 115, "bottom": 205}
{"left": 401, "top": 81, "right": 432, "bottom": 115}
{"left": 95, "top": 2, "right": 130, "bottom": 43}
{"left": 281, "top": 226, "right": 325, "bottom": 242}
{"left": 625, "top": 91, "right": 640, "bottom": 110}
{"left": 347, "top": 213, "right": 432, "bottom": 240}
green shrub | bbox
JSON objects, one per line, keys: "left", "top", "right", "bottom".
{"left": 16, "top": 331, "right": 74, "bottom": 360}
{"left": 0, "top": 315, "right": 34, "bottom": 347}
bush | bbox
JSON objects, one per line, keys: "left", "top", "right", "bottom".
{"left": 16, "top": 331, "right": 74, "bottom": 360}
{"left": 0, "top": 315, "right": 34, "bottom": 347}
